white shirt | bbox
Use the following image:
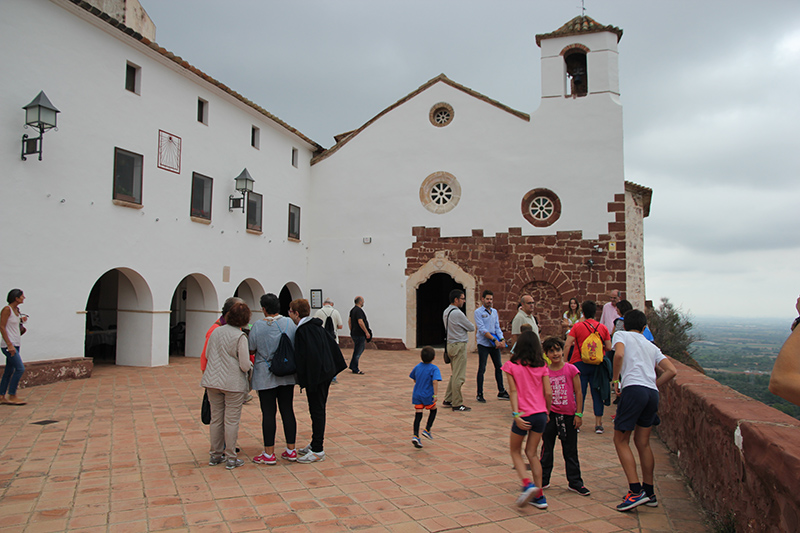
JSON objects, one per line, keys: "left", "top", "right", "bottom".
{"left": 314, "top": 305, "right": 343, "bottom": 343}
{"left": 612, "top": 330, "right": 666, "bottom": 391}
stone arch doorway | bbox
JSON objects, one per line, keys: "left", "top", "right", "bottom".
{"left": 84, "top": 267, "right": 154, "bottom": 366}
{"left": 406, "top": 254, "right": 476, "bottom": 351}
{"left": 234, "top": 278, "right": 265, "bottom": 322}
{"left": 521, "top": 281, "right": 563, "bottom": 338}
{"left": 170, "top": 274, "right": 218, "bottom": 358}
{"left": 416, "top": 273, "right": 464, "bottom": 347}
{"left": 279, "top": 282, "right": 303, "bottom": 316}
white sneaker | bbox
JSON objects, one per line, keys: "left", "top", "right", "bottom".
{"left": 297, "top": 444, "right": 312, "bottom": 455}
{"left": 297, "top": 450, "right": 325, "bottom": 463}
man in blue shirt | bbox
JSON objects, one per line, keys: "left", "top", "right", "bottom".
{"left": 474, "top": 290, "right": 509, "bottom": 402}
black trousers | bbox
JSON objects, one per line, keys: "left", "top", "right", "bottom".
{"left": 540, "top": 413, "right": 583, "bottom": 488}
{"left": 305, "top": 380, "right": 331, "bottom": 453}
{"left": 257, "top": 385, "right": 296, "bottom": 448}
{"left": 476, "top": 344, "right": 505, "bottom": 396}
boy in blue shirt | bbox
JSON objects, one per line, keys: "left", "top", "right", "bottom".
{"left": 410, "top": 346, "right": 442, "bottom": 448}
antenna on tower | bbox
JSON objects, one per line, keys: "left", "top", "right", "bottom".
{"left": 581, "top": 0, "right": 586, "bottom": 16}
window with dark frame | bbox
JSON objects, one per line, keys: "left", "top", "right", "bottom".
{"left": 288, "top": 203, "right": 300, "bottom": 240}
{"left": 125, "top": 62, "right": 140, "bottom": 94}
{"left": 190, "top": 172, "right": 213, "bottom": 220}
{"left": 197, "top": 98, "right": 208, "bottom": 124}
{"left": 113, "top": 148, "right": 143, "bottom": 204}
{"left": 291, "top": 147, "right": 299, "bottom": 168}
{"left": 247, "top": 192, "right": 263, "bottom": 232}
{"left": 251, "top": 126, "right": 260, "bottom": 149}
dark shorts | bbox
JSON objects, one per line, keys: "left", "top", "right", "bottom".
{"left": 511, "top": 412, "right": 548, "bottom": 436}
{"left": 614, "top": 385, "right": 659, "bottom": 432}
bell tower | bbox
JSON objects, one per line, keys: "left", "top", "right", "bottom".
{"left": 536, "top": 16, "right": 623, "bottom": 99}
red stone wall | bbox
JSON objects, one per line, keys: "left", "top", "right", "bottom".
{"left": 405, "top": 194, "right": 628, "bottom": 339}
{"left": 657, "top": 360, "right": 800, "bottom": 532}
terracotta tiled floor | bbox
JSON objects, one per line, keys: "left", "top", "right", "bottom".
{"left": 0, "top": 350, "right": 709, "bottom": 532}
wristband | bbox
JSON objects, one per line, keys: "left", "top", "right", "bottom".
{"left": 575, "top": 413, "right": 583, "bottom": 418}
{"left": 611, "top": 380, "right": 620, "bottom": 385}
{"left": 512, "top": 412, "right": 522, "bottom": 418}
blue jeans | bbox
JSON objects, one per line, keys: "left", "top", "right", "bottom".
{"left": 1, "top": 346, "right": 24, "bottom": 396}
{"left": 350, "top": 336, "right": 366, "bottom": 372}
{"left": 574, "top": 360, "right": 604, "bottom": 417}
{"left": 477, "top": 344, "right": 505, "bottom": 396}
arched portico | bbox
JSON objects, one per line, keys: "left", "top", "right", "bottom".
{"left": 235, "top": 278, "right": 265, "bottom": 321}
{"left": 171, "top": 274, "right": 218, "bottom": 359}
{"left": 406, "top": 253, "right": 476, "bottom": 351}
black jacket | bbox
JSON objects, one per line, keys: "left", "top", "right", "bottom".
{"left": 294, "top": 317, "right": 347, "bottom": 389}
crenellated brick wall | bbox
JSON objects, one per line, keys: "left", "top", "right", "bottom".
{"left": 657, "top": 360, "right": 800, "bottom": 532}
{"left": 405, "top": 194, "right": 629, "bottom": 339}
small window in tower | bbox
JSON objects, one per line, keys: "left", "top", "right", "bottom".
{"left": 291, "top": 147, "right": 298, "bottom": 168}
{"left": 565, "top": 51, "right": 588, "bottom": 98}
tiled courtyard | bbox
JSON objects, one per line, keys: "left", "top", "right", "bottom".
{"left": 0, "top": 350, "right": 709, "bottom": 532}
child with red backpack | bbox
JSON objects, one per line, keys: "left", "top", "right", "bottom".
{"left": 563, "top": 300, "right": 612, "bottom": 434}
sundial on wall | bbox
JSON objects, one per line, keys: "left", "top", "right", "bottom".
{"left": 157, "top": 130, "right": 181, "bottom": 174}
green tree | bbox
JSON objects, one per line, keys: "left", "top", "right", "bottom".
{"left": 646, "top": 298, "right": 701, "bottom": 369}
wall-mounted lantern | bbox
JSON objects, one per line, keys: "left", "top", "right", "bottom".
{"left": 21, "top": 91, "right": 60, "bottom": 161}
{"left": 228, "top": 168, "right": 254, "bottom": 212}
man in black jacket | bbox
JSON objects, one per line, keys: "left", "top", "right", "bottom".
{"left": 289, "top": 298, "right": 347, "bottom": 463}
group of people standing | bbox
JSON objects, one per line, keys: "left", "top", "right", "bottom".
{"left": 200, "top": 295, "right": 347, "bottom": 470}
{"left": 437, "top": 288, "right": 677, "bottom": 512}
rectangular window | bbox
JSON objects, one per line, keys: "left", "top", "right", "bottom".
{"left": 291, "top": 147, "right": 299, "bottom": 168}
{"left": 190, "top": 172, "right": 213, "bottom": 220}
{"left": 197, "top": 98, "right": 208, "bottom": 124}
{"left": 251, "top": 126, "right": 260, "bottom": 149}
{"left": 125, "top": 62, "right": 141, "bottom": 94}
{"left": 113, "top": 148, "right": 143, "bottom": 204}
{"left": 247, "top": 192, "right": 263, "bottom": 232}
{"left": 288, "top": 203, "right": 300, "bottom": 240}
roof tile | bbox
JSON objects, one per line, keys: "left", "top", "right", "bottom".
{"left": 535, "top": 15, "right": 623, "bottom": 46}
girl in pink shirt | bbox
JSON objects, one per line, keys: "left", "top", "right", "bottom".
{"left": 501, "top": 331, "right": 552, "bottom": 509}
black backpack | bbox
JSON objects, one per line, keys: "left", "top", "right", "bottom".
{"left": 324, "top": 314, "right": 335, "bottom": 337}
{"left": 269, "top": 321, "right": 297, "bottom": 376}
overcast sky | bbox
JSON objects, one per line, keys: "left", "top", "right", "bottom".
{"left": 142, "top": 0, "right": 800, "bottom": 319}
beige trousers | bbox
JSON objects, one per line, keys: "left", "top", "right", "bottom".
{"left": 206, "top": 388, "right": 248, "bottom": 460}
{"left": 444, "top": 342, "right": 467, "bottom": 407}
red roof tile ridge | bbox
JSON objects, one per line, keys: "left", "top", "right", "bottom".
{"left": 65, "top": 0, "right": 323, "bottom": 152}
{"left": 535, "top": 15, "right": 623, "bottom": 46}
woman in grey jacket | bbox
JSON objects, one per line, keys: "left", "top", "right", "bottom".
{"left": 201, "top": 302, "right": 253, "bottom": 470}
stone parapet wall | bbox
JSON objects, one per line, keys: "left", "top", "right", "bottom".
{"left": 657, "top": 360, "right": 800, "bottom": 532}
{"left": 338, "top": 337, "right": 407, "bottom": 351}
{"left": 1, "top": 357, "right": 93, "bottom": 389}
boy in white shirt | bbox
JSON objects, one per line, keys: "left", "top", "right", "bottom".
{"left": 611, "top": 310, "right": 677, "bottom": 512}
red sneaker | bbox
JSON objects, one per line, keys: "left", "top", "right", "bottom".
{"left": 253, "top": 452, "right": 277, "bottom": 465}
{"left": 281, "top": 449, "right": 297, "bottom": 462}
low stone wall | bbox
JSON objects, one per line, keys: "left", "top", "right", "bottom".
{"left": 339, "top": 337, "right": 407, "bottom": 351}
{"left": 0, "top": 357, "right": 93, "bottom": 388}
{"left": 656, "top": 359, "right": 800, "bottom": 532}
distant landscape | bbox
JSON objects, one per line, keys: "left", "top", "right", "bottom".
{"left": 690, "top": 317, "right": 799, "bottom": 419}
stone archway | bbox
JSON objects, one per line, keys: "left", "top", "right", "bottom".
{"left": 406, "top": 253, "right": 476, "bottom": 352}
{"left": 234, "top": 278, "right": 265, "bottom": 321}
{"left": 509, "top": 261, "right": 578, "bottom": 338}
{"left": 171, "top": 274, "right": 218, "bottom": 359}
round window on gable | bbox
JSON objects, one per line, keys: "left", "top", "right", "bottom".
{"left": 420, "top": 171, "right": 461, "bottom": 214}
{"left": 521, "top": 188, "right": 561, "bottom": 227}
{"left": 429, "top": 102, "right": 454, "bottom": 127}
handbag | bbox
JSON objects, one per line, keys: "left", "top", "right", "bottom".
{"left": 201, "top": 390, "right": 211, "bottom": 425}
{"left": 269, "top": 320, "right": 297, "bottom": 377}
{"left": 443, "top": 308, "right": 455, "bottom": 364}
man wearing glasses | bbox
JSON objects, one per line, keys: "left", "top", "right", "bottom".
{"left": 600, "top": 289, "right": 621, "bottom": 333}
{"left": 442, "top": 289, "right": 475, "bottom": 412}
{"left": 510, "top": 294, "right": 540, "bottom": 346}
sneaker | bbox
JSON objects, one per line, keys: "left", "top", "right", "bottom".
{"left": 253, "top": 452, "right": 277, "bottom": 465}
{"left": 297, "top": 444, "right": 312, "bottom": 455}
{"left": 208, "top": 455, "right": 225, "bottom": 466}
{"left": 595, "top": 425, "right": 604, "bottom": 434}
{"left": 497, "top": 390, "right": 510, "bottom": 400}
{"left": 569, "top": 485, "right": 591, "bottom": 496}
{"left": 515, "top": 483, "right": 542, "bottom": 507}
{"left": 452, "top": 405, "right": 471, "bottom": 412}
{"left": 530, "top": 495, "right": 548, "bottom": 509}
{"left": 421, "top": 429, "right": 433, "bottom": 440}
{"left": 281, "top": 449, "right": 297, "bottom": 461}
{"left": 225, "top": 458, "right": 245, "bottom": 470}
{"left": 476, "top": 394, "right": 486, "bottom": 403}
{"left": 243, "top": 393, "right": 254, "bottom": 404}
{"left": 412, "top": 436, "right": 423, "bottom": 448}
{"left": 541, "top": 483, "right": 550, "bottom": 489}
{"left": 297, "top": 450, "right": 325, "bottom": 463}
{"left": 616, "top": 490, "right": 649, "bottom": 511}
{"left": 645, "top": 493, "right": 658, "bottom": 507}
{"left": 442, "top": 400, "right": 452, "bottom": 407}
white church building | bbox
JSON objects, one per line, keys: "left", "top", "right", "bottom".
{"left": 1, "top": 0, "right": 651, "bottom": 375}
